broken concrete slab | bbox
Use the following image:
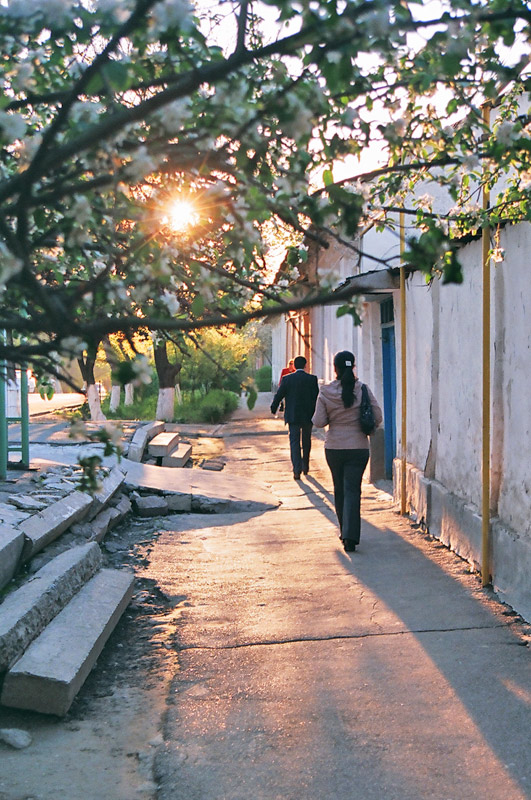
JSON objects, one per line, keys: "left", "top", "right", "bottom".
{"left": 0, "top": 525, "right": 24, "bottom": 592}
{"left": 1, "top": 567, "right": 134, "bottom": 716}
{"left": 0, "top": 543, "right": 102, "bottom": 671}
{"left": 200, "top": 459, "right": 225, "bottom": 471}
{"left": 8, "top": 495, "right": 47, "bottom": 512}
{"left": 89, "top": 506, "right": 122, "bottom": 543}
{"left": 86, "top": 466, "right": 125, "bottom": 521}
{"left": 148, "top": 432, "right": 181, "bottom": 458}
{"left": 110, "top": 494, "right": 132, "bottom": 518}
{"left": 132, "top": 494, "right": 169, "bottom": 517}
{"left": 161, "top": 443, "right": 192, "bottom": 468}
{"left": 20, "top": 490, "right": 93, "bottom": 561}
{"left": 0, "top": 504, "right": 30, "bottom": 526}
{"left": 127, "top": 421, "right": 165, "bottom": 462}
{"left": 164, "top": 493, "right": 192, "bottom": 512}
{"left": 191, "top": 495, "right": 231, "bottom": 514}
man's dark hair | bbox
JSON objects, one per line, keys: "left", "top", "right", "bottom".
{"left": 293, "top": 355, "right": 307, "bottom": 369}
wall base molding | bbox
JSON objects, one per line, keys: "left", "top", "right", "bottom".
{"left": 392, "top": 459, "right": 531, "bottom": 623}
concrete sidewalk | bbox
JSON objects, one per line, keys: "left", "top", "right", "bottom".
{"left": 146, "top": 393, "right": 531, "bottom": 800}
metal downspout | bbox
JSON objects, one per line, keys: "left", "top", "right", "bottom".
{"left": 482, "top": 104, "right": 492, "bottom": 587}
{"left": 400, "top": 210, "right": 407, "bottom": 515}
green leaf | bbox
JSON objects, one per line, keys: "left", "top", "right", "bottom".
{"left": 103, "top": 61, "right": 131, "bottom": 92}
{"left": 323, "top": 169, "right": 334, "bottom": 187}
{"left": 191, "top": 295, "right": 205, "bottom": 316}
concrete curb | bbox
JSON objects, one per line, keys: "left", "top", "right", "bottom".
{"left": 0, "top": 526, "right": 24, "bottom": 592}
{"left": 0, "top": 543, "right": 102, "bottom": 671}
{"left": 20, "top": 491, "right": 94, "bottom": 562}
{"left": 1, "top": 568, "right": 134, "bottom": 716}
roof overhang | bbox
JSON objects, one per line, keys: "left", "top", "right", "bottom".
{"left": 334, "top": 268, "right": 402, "bottom": 299}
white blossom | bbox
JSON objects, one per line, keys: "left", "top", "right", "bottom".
{"left": 71, "top": 101, "right": 104, "bottom": 126}
{"left": 61, "top": 336, "right": 88, "bottom": 354}
{"left": 10, "top": 62, "right": 36, "bottom": 92}
{"left": 151, "top": 0, "right": 194, "bottom": 33}
{"left": 69, "top": 195, "right": 92, "bottom": 225}
{"left": 158, "top": 98, "right": 192, "bottom": 133}
{"left": 162, "top": 290, "right": 181, "bottom": 315}
{"left": 44, "top": 0, "right": 73, "bottom": 25}
{"left": 520, "top": 169, "right": 531, "bottom": 189}
{"left": 462, "top": 153, "right": 481, "bottom": 171}
{"left": 69, "top": 418, "right": 89, "bottom": 440}
{"left": 131, "top": 354, "right": 152, "bottom": 386}
{"left": 495, "top": 121, "right": 518, "bottom": 146}
{"left": 107, "top": 282, "right": 128, "bottom": 304}
{"left": 124, "top": 145, "right": 158, "bottom": 180}
{"left": 102, "top": 420, "right": 123, "bottom": 447}
{"left": 97, "top": 0, "right": 131, "bottom": 23}
{"left": 5, "top": 0, "right": 74, "bottom": 26}
{"left": 0, "top": 111, "right": 26, "bottom": 142}
{"left": 390, "top": 118, "right": 406, "bottom": 138}
{"left": 417, "top": 194, "right": 433, "bottom": 212}
{"left": 13, "top": 133, "right": 42, "bottom": 166}
{"left": 492, "top": 246, "right": 505, "bottom": 264}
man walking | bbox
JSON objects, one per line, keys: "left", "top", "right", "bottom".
{"left": 270, "top": 355, "right": 319, "bottom": 479}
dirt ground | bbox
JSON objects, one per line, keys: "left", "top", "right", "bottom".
{"left": 0, "top": 514, "right": 176, "bottom": 800}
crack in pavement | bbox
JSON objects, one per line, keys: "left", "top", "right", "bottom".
{"left": 175, "top": 622, "right": 514, "bottom": 651}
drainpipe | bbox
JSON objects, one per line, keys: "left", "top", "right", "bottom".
{"left": 400, "top": 210, "right": 407, "bottom": 515}
{"left": 481, "top": 103, "right": 491, "bottom": 587}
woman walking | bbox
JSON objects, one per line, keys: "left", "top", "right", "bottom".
{"left": 312, "top": 351, "right": 382, "bottom": 552}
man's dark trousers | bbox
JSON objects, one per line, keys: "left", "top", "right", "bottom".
{"left": 289, "top": 422, "right": 313, "bottom": 476}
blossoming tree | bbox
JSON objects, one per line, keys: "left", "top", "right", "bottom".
{"left": 0, "top": 0, "right": 530, "bottom": 387}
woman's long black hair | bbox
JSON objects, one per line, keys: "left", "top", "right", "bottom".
{"left": 333, "top": 350, "right": 356, "bottom": 408}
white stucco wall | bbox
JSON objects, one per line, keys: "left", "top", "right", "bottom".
{"left": 494, "top": 223, "right": 531, "bottom": 536}
{"left": 398, "top": 274, "right": 433, "bottom": 470}
{"left": 270, "top": 316, "right": 285, "bottom": 389}
{"left": 311, "top": 303, "right": 360, "bottom": 382}
{"left": 429, "top": 241, "right": 483, "bottom": 502}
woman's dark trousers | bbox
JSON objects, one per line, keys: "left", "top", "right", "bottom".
{"left": 325, "top": 448, "right": 370, "bottom": 544}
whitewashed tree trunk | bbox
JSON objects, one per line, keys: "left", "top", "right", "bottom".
{"left": 109, "top": 385, "right": 121, "bottom": 412}
{"left": 175, "top": 383, "right": 182, "bottom": 405}
{"left": 156, "top": 386, "right": 175, "bottom": 422}
{"left": 87, "top": 384, "right": 106, "bottom": 421}
{"left": 124, "top": 383, "right": 134, "bottom": 405}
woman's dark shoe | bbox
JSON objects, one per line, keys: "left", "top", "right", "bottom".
{"left": 343, "top": 540, "right": 356, "bottom": 552}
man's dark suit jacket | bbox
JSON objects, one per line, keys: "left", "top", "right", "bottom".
{"left": 271, "top": 369, "right": 319, "bottom": 425}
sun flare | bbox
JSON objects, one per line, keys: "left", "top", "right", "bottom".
{"left": 165, "top": 199, "right": 199, "bottom": 232}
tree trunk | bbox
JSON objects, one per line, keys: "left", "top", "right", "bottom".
{"left": 154, "top": 341, "right": 181, "bottom": 422}
{"left": 156, "top": 387, "right": 175, "bottom": 421}
{"left": 86, "top": 384, "right": 106, "bottom": 421}
{"left": 109, "top": 384, "right": 121, "bottom": 412}
{"left": 124, "top": 383, "right": 135, "bottom": 405}
{"left": 78, "top": 352, "right": 106, "bottom": 421}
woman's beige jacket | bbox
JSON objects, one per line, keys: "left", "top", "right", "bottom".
{"left": 312, "top": 379, "right": 383, "bottom": 449}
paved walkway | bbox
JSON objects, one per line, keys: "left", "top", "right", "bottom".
{"left": 144, "top": 394, "right": 531, "bottom": 800}
{"left": 5, "top": 393, "right": 530, "bottom": 799}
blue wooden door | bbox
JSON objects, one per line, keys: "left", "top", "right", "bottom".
{"left": 381, "top": 325, "right": 397, "bottom": 478}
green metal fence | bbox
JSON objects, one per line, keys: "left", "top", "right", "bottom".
{"left": 0, "top": 355, "right": 30, "bottom": 480}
